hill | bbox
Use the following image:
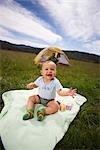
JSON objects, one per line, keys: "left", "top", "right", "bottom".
{"left": 0, "top": 40, "right": 99, "bottom": 63}
{"left": 0, "top": 50, "right": 99, "bottom": 149}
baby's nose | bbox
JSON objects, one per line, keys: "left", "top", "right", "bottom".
{"left": 48, "top": 69, "right": 52, "bottom": 73}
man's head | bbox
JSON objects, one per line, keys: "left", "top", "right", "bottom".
{"left": 41, "top": 61, "right": 57, "bottom": 80}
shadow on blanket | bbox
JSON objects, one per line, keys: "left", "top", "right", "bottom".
{"left": 0, "top": 88, "right": 87, "bottom": 150}
{"left": 0, "top": 137, "right": 5, "bottom": 150}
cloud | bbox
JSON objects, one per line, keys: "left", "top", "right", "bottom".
{"left": 0, "top": 26, "right": 53, "bottom": 48}
{"left": 93, "top": 11, "right": 100, "bottom": 34}
{"left": 38, "top": 0, "right": 99, "bottom": 40}
{"left": 0, "top": 0, "right": 62, "bottom": 45}
{"left": 85, "top": 40, "right": 100, "bottom": 55}
{"left": 0, "top": 0, "right": 100, "bottom": 55}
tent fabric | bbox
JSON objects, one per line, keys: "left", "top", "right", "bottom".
{"left": 0, "top": 88, "right": 87, "bottom": 150}
{"left": 34, "top": 47, "right": 69, "bottom": 65}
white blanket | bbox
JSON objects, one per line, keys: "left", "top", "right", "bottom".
{"left": 0, "top": 88, "right": 87, "bottom": 150}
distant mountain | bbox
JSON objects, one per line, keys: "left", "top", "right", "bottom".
{"left": 0, "top": 40, "right": 100, "bottom": 63}
{"left": 64, "top": 50, "right": 100, "bottom": 63}
{"left": 0, "top": 40, "right": 42, "bottom": 54}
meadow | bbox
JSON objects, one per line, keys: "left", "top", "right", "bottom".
{"left": 0, "top": 49, "right": 100, "bottom": 149}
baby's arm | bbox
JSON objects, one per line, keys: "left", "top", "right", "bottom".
{"left": 26, "top": 82, "right": 38, "bottom": 89}
{"left": 57, "top": 87, "right": 77, "bottom": 97}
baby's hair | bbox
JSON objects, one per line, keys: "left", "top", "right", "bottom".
{"left": 42, "top": 60, "right": 57, "bottom": 69}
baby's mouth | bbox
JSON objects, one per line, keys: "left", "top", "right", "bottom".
{"left": 47, "top": 74, "right": 52, "bottom": 77}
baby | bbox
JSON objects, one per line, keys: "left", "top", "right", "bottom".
{"left": 23, "top": 61, "right": 76, "bottom": 121}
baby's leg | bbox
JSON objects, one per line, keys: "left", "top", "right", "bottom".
{"left": 46, "top": 100, "right": 59, "bottom": 115}
{"left": 26, "top": 95, "right": 40, "bottom": 110}
{"left": 23, "top": 95, "right": 40, "bottom": 120}
{"left": 37, "top": 100, "right": 59, "bottom": 121}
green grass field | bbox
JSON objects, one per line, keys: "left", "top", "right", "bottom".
{"left": 0, "top": 50, "right": 100, "bottom": 149}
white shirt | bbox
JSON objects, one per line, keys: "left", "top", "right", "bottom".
{"left": 34, "top": 76, "right": 63, "bottom": 100}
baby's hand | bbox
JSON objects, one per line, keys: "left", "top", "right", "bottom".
{"left": 67, "top": 87, "right": 77, "bottom": 97}
{"left": 26, "top": 82, "right": 34, "bottom": 89}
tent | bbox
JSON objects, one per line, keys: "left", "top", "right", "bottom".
{"left": 34, "top": 47, "right": 70, "bottom": 65}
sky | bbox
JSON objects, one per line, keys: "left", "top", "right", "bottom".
{"left": 0, "top": 0, "right": 100, "bottom": 55}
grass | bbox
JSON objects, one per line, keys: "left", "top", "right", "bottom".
{"left": 0, "top": 49, "right": 100, "bottom": 149}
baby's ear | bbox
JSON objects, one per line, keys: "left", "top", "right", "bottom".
{"left": 40, "top": 70, "right": 43, "bottom": 75}
{"left": 54, "top": 70, "right": 57, "bottom": 76}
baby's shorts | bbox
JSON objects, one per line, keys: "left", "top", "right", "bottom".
{"left": 37, "top": 95, "right": 53, "bottom": 106}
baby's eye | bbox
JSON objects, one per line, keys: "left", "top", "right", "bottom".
{"left": 51, "top": 68, "right": 54, "bottom": 71}
{"left": 45, "top": 68, "right": 48, "bottom": 70}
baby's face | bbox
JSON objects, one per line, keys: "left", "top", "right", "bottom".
{"left": 41, "top": 61, "right": 56, "bottom": 81}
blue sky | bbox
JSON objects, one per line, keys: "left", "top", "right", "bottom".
{"left": 0, "top": 0, "right": 100, "bottom": 55}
